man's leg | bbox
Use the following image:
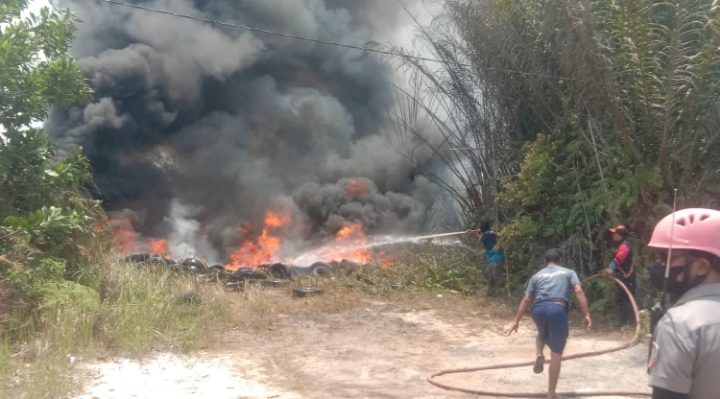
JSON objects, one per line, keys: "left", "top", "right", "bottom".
{"left": 531, "top": 306, "right": 546, "bottom": 374}
{"left": 621, "top": 301, "right": 635, "bottom": 328}
{"left": 614, "top": 285, "right": 627, "bottom": 327}
{"left": 533, "top": 333, "right": 546, "bottom": 374}
{"left": 486, "top": 262, "right": 497, "bottom": 287}
{"left": 544, "top": 304, "right": 568, "bottom": 398}
{"left": 536, "top": 333, "right": 545, "bottom": 357}
{"left": 547, "top": 351, "right": 562, "bottom": 399}
{"left": 617, "top": 279, "right": 636, "bottom": 328}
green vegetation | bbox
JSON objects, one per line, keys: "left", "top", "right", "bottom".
{"left": 0, "top": 4, "right": 238, "bottom": 397}
{"left": 349, "top": 244, "right": 487, "bottom": 295}
{"left": 1, "top": 0, "right": 98, "bottom": 307}
{"left": 402, "top": 0, "right": 720, "bottom": 305}
{"left": 0, "top": 258, "right": 239, "bottom": 399}
{"left": 2, "top": 0, "right": 714, "bottom": 395}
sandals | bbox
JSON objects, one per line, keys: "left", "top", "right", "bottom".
{"left": 533, "top": 355, "right": 545, "bottom": 374}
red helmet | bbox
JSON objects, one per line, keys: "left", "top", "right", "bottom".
{"left": 648, "top": 208, "right": 720, "bottom": 260}
{"left": 609, "top": 224, "right": 630, "bottom": 237}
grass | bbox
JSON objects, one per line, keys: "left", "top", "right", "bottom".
{"left": 0, "top": 256, "right": 240, "bottom": 399}
{"left": 0, "top": 243, "right": 493, "bottom": 398}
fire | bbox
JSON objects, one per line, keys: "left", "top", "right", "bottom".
{"left": 150, "top": 239, "right": 168, "bottom": 257}
{"left": 327, "top": 221, "right": 371, "bottom": 264}
{"left": 225, "top": 210, "right": 291, "bottom": 270}
{"left": 108, "top": 215, "right": 139, "bottom": 254}
{"left": 265, "top": 210, "right": 290, "bottom": 228}
{"left": 292, "top": 220, "right": 394, "bottom": 267}
{"left": 335, "top": 222, "right": 364, "bottom": 240}
{"left": 107, "top": 204, "right": 396, "bottom": 270}
{"left": 331, "top": 222, "right": 396, "bottom": 267}
{"left": 108, "top": 214, "right": 171, "bottom": 257}
{"left": 346, "top": 179, "right": 369, "bottom": 198}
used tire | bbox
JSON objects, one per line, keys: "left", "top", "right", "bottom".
{"left": 268, "top": 263, "right": 291, "bottom": 279}
{"left": 310, "top": 262, "right": 332, "bottom": 277}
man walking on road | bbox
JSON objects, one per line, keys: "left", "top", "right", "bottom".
{"left": 647, "top": 208, "right": 720, "bottom": 399}
{"left": 507, "top": 248, "right": 592, "bottom": 399}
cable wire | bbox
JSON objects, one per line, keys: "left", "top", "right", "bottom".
{"left": 97, "top": 0, "right": 579, "bottom": 79}
{"left": 98, "top": 0, "right": 448, "bottom": 63}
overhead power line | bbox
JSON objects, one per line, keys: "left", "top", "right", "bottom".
{"left": 97, "top": 0, "right": 572, "bottom": 80}
{"left": 98, "top": 0, "right": 448, "bottom": 64}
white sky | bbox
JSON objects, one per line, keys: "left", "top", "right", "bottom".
{"left": 0, "top": 0, "right": 52, "bottom": 135}
{"left": 26, "top": 0, "right": 52, "bottom": 16}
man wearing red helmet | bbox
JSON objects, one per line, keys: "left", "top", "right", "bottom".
{"left": 602, "top": 224, "right": 636, "bottom": 328}
{"left": 647, "top": 208, "right": 720, "bottom": 399}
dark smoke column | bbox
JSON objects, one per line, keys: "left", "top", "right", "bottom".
{"left": 47, "top": 0, "right": 445, "bottom": 261}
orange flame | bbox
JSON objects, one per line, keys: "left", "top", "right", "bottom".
{"left": 325, "top": 221, "right": 371, "bottom": 264}
{"left": 346, "top": 179, "right": 369, "bottom": 198}
{"left": 328, "top": 222, "right": 395, "bottom": 267}
{"left": 335, "top": 222, "right": 364, "bottom": 240}
{"left": 150, "top": 239, "right": 168, "bottom": 257}
{"left": 225, "top": 210, "right": 291, "bottom": 270}
{"left": 108, "top": 215, "right": 138, "bottom": 254}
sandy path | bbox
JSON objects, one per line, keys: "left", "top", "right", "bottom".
{"left": 73, "top": 295, "right": 650, "bottom": 398}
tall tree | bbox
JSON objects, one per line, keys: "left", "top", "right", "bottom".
{"left": 0, "top": 0, "right": 97, "bottom": 288}
{"left": 402, "top": 0, "right": 720, "bottom": 276}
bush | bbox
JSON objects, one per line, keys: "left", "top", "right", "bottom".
{"left": 344, "top": 243, "right": 488, "bottom": 295}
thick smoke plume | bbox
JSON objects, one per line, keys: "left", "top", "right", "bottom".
{"left": 47, "top": 0, "right": 449, "bottom": 262}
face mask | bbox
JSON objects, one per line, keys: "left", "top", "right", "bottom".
{"left": 649, "top": 261, "right": 706, "bottom": 298}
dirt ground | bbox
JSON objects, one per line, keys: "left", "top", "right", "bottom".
{"left": 72, "top": 292, "right": 651, "bottom": 399}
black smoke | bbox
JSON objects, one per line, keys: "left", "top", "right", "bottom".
{"left": 47, "top": 0, "right": 450, "bottom": 262}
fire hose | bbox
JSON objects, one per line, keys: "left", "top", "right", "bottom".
{"left": 427, "top": 274, "right": 652, "bottom": 397}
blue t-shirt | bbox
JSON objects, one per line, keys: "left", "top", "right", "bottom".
{"left": 525, "top": 264, "right": 581, "bottom": 307}
{"left": 480, "top": 230, "right": 505, "bottom": 263}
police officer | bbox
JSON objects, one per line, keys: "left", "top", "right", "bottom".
{"left": 646, "top": 208, "right": 720, "bottom": 399}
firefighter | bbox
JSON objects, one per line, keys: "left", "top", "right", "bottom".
{"left": 646, "top": 208, "right": 720, "bottom": 399}
{"left": 601, "top": 225, "right": 636, "bottom": 328}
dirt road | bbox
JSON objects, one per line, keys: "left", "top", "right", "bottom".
{"left": 73, "top": 293, "right": 650, "bottom": 398}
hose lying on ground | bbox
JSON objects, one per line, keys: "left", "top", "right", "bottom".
{"left": 427, "top": 274, "right": 652, "bottom": 397}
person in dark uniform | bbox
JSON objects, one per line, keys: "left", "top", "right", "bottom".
{"left": 602, "top": 225, "right": 636, "bottom": 328}
{"left": 478, "top": 221, "right": 505, "bottom": 288}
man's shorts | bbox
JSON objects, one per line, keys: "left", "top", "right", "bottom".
{"left": 531, "top": 302, "right": 569, "bottom": 354}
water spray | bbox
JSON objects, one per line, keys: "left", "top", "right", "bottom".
{"left": 364, "top": 230, "right": 477, "bottom": 249}
{"left": 290, "top": 230, "right": 477, "bottom": 265}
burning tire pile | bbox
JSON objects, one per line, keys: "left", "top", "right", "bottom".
{"left": 123, "top": 254, "right": 374, "bottom": 294}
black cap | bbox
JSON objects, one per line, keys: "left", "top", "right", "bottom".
{"left": 544, "top": 248, "right": 562, "bottom": 263}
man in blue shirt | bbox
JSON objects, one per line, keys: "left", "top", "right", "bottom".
{"left": 507, "top": 248, "right": 592, "bottom": 399}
